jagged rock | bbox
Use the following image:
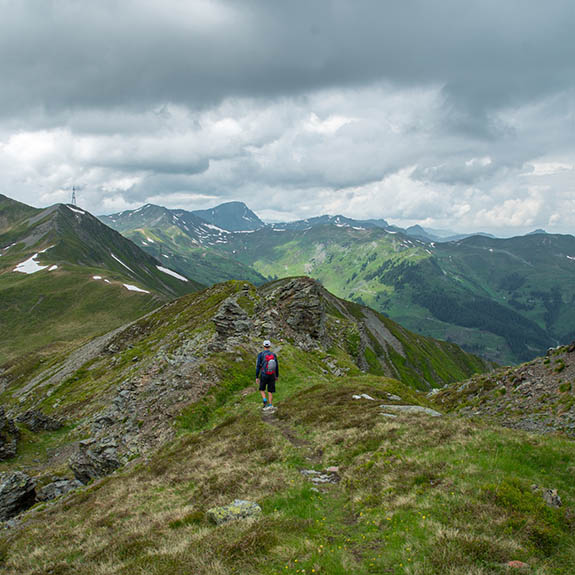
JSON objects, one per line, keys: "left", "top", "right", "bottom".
{"left": 379, "top": 405, "right": 443, "bottom": 417}
{"left": 386, "top": 393, "right": 403, "bottom": 401}
{"left": 275, "top": 279, "right": 325, "bottom": 342}
{"left": 206, "top": 499, "right": 262, "bottom": 525}
{"left": 213, "top": 298, "right": 252, "bottom": 337}
{"left": 568, "top": 342, "right": 575, "bottom": 353}
{"left": 0, "top": 407, "right": 19, "bottom": 460}
{"left": 15, "top": 409, "right": 63, "bottom": 432}
{"left": 37, "top": 479, "right": 82, "bottom": 502}
{"left": 68, "top": 438, "right": 121, "bottom": 484}
{"left": 531, "top": 484, "right": 562, "bottom": 508}
{"left": 0, "top": 471, "right": 36, "bottom": 521}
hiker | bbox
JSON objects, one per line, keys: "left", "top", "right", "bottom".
{"left": 256, "top": 340, "right": 279, "bottom": 410}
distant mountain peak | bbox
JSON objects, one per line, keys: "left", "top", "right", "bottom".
{"left": 192, "top": 202, "right": 264, "bottom": 232}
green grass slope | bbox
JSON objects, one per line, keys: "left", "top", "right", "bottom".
{"left": 3, "top": 279, "right": 573, "bottom": 574}
{"left": 0, "top": 196, "right": 202, "bottom": 376}
{"left": 0, "top": 277, "right": 490, "bottom": 421}
{"left": 2, "top": 358, "right": 574, "bottom": 573}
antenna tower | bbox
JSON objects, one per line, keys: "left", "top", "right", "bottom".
{"left": 71, "top": 186, "right": 78, "bottom": 206}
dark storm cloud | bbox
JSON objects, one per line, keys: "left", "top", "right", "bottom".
{"left": 0, "top": 0, "right": 573, "bottom": 120}
{"left": 1, "top": 1, "right": 574, "bottom": 235}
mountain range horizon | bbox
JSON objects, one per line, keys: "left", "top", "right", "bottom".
{"left": 3, "top": 191, "right": 574, "bottom": 367}
{"left": 10, "top": 193, "right": 558, "bottom": 243}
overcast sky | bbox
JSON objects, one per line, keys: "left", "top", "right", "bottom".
{"left": 1, "top": 0, "right": 573, "bottom": 235}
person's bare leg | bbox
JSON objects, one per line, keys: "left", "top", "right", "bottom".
{"left": 268, "top": 392, "right": 273, "bottom": 405}
{"left": 260, "top": 390, "right": 267, "bottom": 402}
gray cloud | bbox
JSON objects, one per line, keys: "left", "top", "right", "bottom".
{"left": 1, "top": 1, "right": 573, "bottom": 119}
{"left": 0, "top": 1, "right": 574, "bottom": 235}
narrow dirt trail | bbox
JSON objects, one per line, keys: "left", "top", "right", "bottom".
{"left": 261, "top": 408, "right": 323, "bottom": 465}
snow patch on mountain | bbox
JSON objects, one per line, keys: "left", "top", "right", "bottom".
{"left": 111, "top": 253, "right": 134, "bottom": 273}
{"left": 156, "top": 266, "right": 188, "bottom": 282}
{"left": 123, "top": 284, "right": 150, "bottom": 294}
{"left": 204, "top": 224, "right": 229, "bottom": 233}
{"left": 13, "top": 254, "right": 49, "bottom": 274}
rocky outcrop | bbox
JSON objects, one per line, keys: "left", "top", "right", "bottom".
{"left": 37, "top": 478, "right": 82, "bottom": 502}
{"left": 16, "top": 409, "right": 63, "bottom": 432}
{"left": 206, "top": 499, "right": 262, "bottom": 525}
{"left": 0, "top": 407, "right": 19, "bottom": 460}
{"left": 0, "top": 471, "right": 36, "bottom": 521}
{"left": 68, "top": 438, "right": 122, "bottom": 484}
{"left": 213, "top": 298, "right": 252, "bottom": 338}
{"left": 276, "top": 279, "right": 325, "bottom": 339}
{"left": 436, "top": 344, "right": 575, "bottom": 436}
{"left": 257, "top": 278, "right": 327, "bottom": 349}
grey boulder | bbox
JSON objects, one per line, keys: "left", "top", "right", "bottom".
{"left": 68, "top": 438, "right": 121, "bottom": 484}
{"left": 0, "top": 407, "right": 19, "bottom": 460}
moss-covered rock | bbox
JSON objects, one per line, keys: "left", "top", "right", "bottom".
{"left": 206, "top": 499, "right": 262, "bottom": 525}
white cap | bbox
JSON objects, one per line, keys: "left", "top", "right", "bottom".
{"left": 263, "top": 340, "right": 271, "bottom": 347}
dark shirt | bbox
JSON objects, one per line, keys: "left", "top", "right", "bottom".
{"left": 256, "top": 350, "right": 279, "bottom": 379}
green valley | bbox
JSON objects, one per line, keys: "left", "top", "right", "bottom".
{"left": 103, "top": 202, "right": 575, "bottom": 365}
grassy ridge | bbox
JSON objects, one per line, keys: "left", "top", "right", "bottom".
{"left": 2, "top": 364, "right": 574, "bottom": 574}
{"left": 0, "top": 278, "right": 569, "bottom": 574}
{"left": 0, "top": 267, "right": 161, "bottom": 366}
{"left": 0, "top": 198, "right": 202, "bottom": 377}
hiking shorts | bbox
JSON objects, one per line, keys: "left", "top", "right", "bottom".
{"left": 259, "top": 375, "right": 276, "bottom": 393}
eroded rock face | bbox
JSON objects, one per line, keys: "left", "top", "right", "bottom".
{"left": 277, "top": 280, "right": 324, "bottom": 337}
{"left": 68, "top": 438, "right": 121, "bottom": 484}
{"left": 0, "top": 471, "right": 36, "bottom": 521}
{"left": 0, "top": 407, "right": 19, "bottom": 460}
{"left": 16, "top": 409, "right": 63, "bottom": 432}
{"left": 261, "top": 278, "right": 327, "bottom": 349}
{"left": 213, "top": 298, "right": 252, "bottom": 338}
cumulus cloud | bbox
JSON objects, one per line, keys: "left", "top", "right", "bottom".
{"left": 0, "top": 0, "right": 573, "bottom": 235}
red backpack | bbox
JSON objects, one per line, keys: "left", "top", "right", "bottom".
{"left": 262, "top": 353, "right": 277, "bottom": 376}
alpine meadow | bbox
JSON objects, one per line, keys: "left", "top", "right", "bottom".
{"left": 1, "top": 2, "right": 575, "bottom": 574}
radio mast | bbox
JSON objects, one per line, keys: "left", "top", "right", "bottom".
{"left": 71, "top": 186, "right": 78, "bottom": 206}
